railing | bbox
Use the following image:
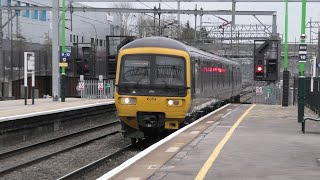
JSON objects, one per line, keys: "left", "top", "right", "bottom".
{"left": 246, "top": 82, "right": 282, "bottom": 105}
{"left": 305, "top": 77, "right": 320, "bottom": 115}
{"left": 79, "top": 79, "right": 114, "bottom": 99}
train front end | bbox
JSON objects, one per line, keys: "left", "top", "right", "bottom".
{"left": 115, "top": 47, "right": 191, "bottom": 141}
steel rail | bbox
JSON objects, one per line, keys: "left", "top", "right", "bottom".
{"left": 0, "top": 120, "right": 119, "bottom": 160}
{"left": 57, "top": 145, "right": 132, "bottom": 180}
{"left": 0, "top": 123, "right": 120, "bottom": 176}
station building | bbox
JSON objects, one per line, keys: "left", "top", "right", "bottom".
{"left": 0, "top": 0, "right": 121, "bottom": 99}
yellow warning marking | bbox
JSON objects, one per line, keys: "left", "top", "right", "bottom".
{"left": 194, "top": 104, "right": 256, "bottom": 180}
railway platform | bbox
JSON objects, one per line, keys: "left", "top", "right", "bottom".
{"left": 100, "top": 104, "right": 320, "bottom": 180}
{"left": 0, "top": 98, "right": 115, "bottom": 147}
{"left": 0, "top": 98, "right": 114, "bottom": 122}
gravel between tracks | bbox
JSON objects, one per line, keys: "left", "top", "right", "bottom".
{"left": 79, "top": 149, "right": 140, "bottom": 180}
{"left": 0, "top": 114, "right": 116, "bottom": 153}
{"left": 1, "top": 127, "right": 130, "bottom": 180}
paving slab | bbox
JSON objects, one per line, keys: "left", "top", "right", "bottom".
{"left": 152, "top": 105, "right": 320, "bottom": 180}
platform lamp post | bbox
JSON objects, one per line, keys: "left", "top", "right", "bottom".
{"left": 282, "top": 0, "right": 289, "bottom": 107}
{"left": 298, "top": 0, "right": 307, "bottom": 122}
{"left": 60, "top": 0, "right": 66, "bottom": 102}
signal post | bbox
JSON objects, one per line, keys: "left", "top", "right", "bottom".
{"left": 298, "top": 0, "right": 307, "bottom": 123}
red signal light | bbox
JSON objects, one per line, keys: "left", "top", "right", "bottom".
{"left": 257, "top": 66, "right": 263, "bottom": 72}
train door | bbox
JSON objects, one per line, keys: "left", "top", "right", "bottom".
{"left": 191, "top": 57, "right": 196, "bottom": 98}
{"left": 193, "top": 57, "right": 201, "bottom": 96}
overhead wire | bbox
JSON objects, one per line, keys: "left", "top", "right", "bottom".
{"left": 27, "top": 0, "right": 176, "bottom": 27}
{"left": 136, "top": 0, "right": 175, "bottom": 25}
{"left": 14, "top": 0, "right": 180, "bottom": 37}
{"left": 162, "top": 2, "right": 176, "bottom": 10}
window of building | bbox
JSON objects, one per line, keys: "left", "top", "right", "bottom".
{"left": 104, "top": 40, "right": 106, "bottom": 47}
{"left": 100, "top": 39, "right": 102, "bottom": 46}
{"left": 70, "top": 34, "right": 72, "bottom": 42}
{"left": 82, "top": 36, "right": 84, "bottom": 43}
{"left": 33, "top": 9, "right": 39, "bottom": 20}
{"left": 17, "top": 1, "right": 21, "bottom": 16}
{"left": 40, "top": 10, "right": 46, "bottom": 21}
{"left": 73, "top": 35, "right": 75, "bottom": 42}
{"left": 25, "top": 3, "right": 30, "bottom": 18}
{"left": 91, "top": 38, "right": 94, "bottom": 44}
{"left": 7, "top": 0, "right": 11, "bottom": 6}
{"left": 77, "top": 35, "right": 79, "bottom": 43}
{"left": 96, "top": 39, "right": 98, "bottom": 46}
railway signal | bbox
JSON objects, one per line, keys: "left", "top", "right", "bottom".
{"left": 83, "top": 59, "right": 90, "bottom": 74}
{"left": 254, "top": 40, "right": 279, "bottom": 81}
{"left": 254, "top": 52, "right": 265, "bottom": 80}
{"left": 75, "top": 58, "right": 83, "bottom": 75}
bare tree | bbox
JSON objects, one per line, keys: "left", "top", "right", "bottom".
{"left": 159, "top": 15, "right": 179, "bottom": 38}
{"left": 134, "top": 14, "right": 155, "bottom": 38}
{"left": 13, "top": 32, "right": 27, "bottom": 51}
{"left": 134, "top": 14, "right": 179, "bottom": 38}
{"left": 113, "top": 3, "right": 133, "bottom": 36}
{"left": 42, "top": 32, "right": 52, "bottom": 56}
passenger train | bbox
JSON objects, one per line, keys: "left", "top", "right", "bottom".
{"left": 114, "top": 37, "right": 242, "bottom": 143}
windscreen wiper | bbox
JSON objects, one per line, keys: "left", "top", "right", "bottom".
{"left": 135, "top": 73, "right": 148, "bottom": 87}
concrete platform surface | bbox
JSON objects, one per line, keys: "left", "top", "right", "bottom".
{"left": 102, "top": 104, "right": 320, "bottom": 180}
{"left": 0, "top": 98, "right": 114, "bottom": 122}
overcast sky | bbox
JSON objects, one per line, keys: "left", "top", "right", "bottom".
{"left": 83, "top": 2, "right": 320, "bottom": 42}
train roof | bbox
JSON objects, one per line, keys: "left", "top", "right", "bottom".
{"left": 121, "top": 36, "right": 188, "bottom": 51}
{"left": 121, "top": 37, "right": 239, "bottom": 66}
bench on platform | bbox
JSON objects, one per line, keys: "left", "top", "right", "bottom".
{"left": 302, "top": 116, "right": 320, "bottom": 133}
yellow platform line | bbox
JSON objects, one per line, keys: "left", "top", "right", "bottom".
{"left": 195, "top": 104, "right": 256, "bottom": 180}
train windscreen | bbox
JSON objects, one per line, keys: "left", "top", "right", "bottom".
{"left": 118, "top": 54, "right": 187, "bottom": 96}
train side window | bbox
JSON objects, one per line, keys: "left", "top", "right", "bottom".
{"left": 214, "top": 62, "right": 218, "bottom": 87}
{"left": 223, "top": 64, "right": 225, "bottom": 87}
{"left": 205, "top": 60, "right": 209, "bottom": 90}
{"left": 229, "top": 65, "right": 231, "bottom": 87}
{"left": 218, "top": 63, "right": 221, "bottom": 88}
{"left": 200, "top": 59, "right": 204, "bottom": 93}
{"left": 191, "top": 57, "right": 196, "bottom": 97}
{"left": 209, "top": 61, "right": 214, "bottom": 90}
{"left": 194, "top": 58, "right": 201, "bottom": 95}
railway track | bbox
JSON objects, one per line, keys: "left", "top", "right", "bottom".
{"left": 240, "top": 90, "right": 255, "bottom": 104}
{"left": 57, "top": 139, "right": 159, "bottom": 180}
{"left": 0, "top": 121, "right": 120, "bottom": 176}
{"left": 57, "top": 145, "right": 132, "bottom": 180}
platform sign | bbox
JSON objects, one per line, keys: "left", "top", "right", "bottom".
{"left": 78, "top": 82, "right": 84, "bottom": 90}
{"left": 266, "top": 88, "right": 272, "bottom": 94}
{"left": 98, "top": 83, "right": 104, "bottom": 91}
{"left": 256, "top": 86, "right": 263, "bottom": 95}
{"left": 24, "top": 52, "right": 36, "bottom": 105}
{"left": 60, "top": 46, "right": 72, "bottom": 63}
{"left": 299, "top": 44, "right": 307, "bottom": 62}
{"left": 106, "top": 84, "right": 112, "bottom": 88}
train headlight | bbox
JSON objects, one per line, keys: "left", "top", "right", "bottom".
{"left": 167, "top": 99, "right": 183, "bottom": 107}
{"left": 120, "top": 97, "right": 136, "bottom": 105}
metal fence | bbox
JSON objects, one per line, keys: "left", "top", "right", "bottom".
{"left": 79, "top": 79, "right": 114, "bottom": 99}
{"left": 245, "top": 82, "right": 282, "bottom": 105}
{"left": 305, "top": 77, "right": 320, "bottom": 115}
